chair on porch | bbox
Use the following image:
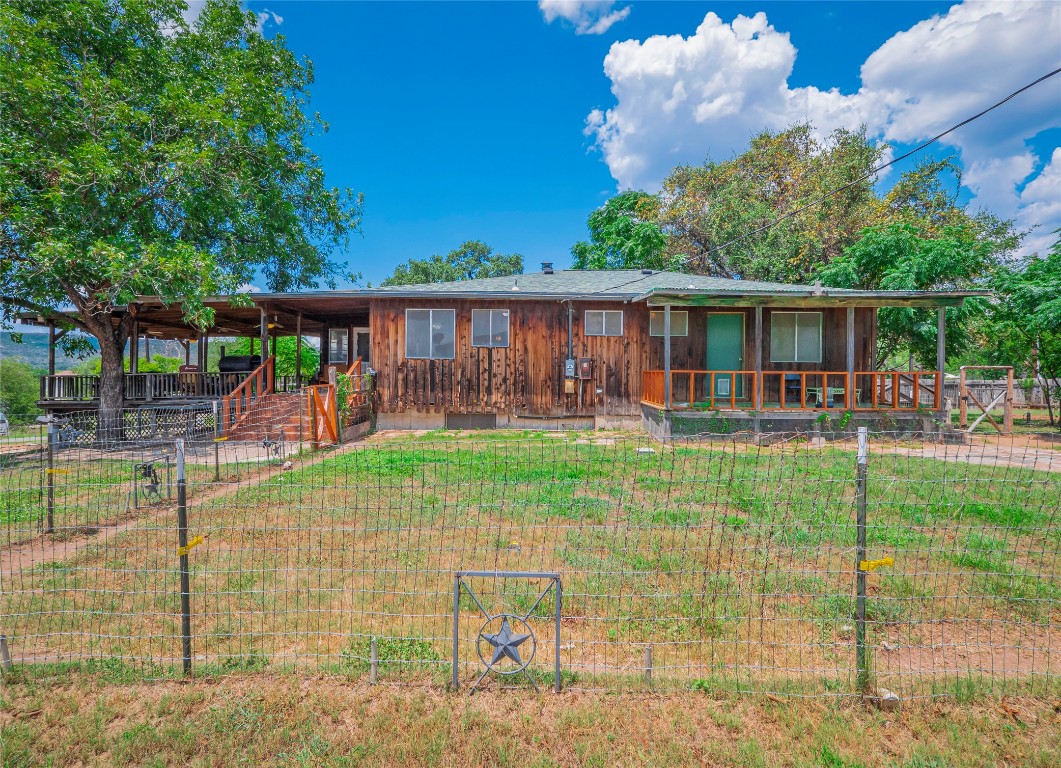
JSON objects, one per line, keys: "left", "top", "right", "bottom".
{"left": 783, "top": 374, "right": 802, "bottom": 407}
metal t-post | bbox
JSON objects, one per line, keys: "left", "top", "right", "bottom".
{"left": 855, "top": 426, "right": 869, "bottom": 694}
{"left": 45, "top": 421, "right": 55, "bottom": 534}
{"left": 176, "top": 439, "right": 192, "bottom": 675}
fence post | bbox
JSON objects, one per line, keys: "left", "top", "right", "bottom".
{"left": 369, "top": 636, "right": 378, "bottom": 684}
{"left": 644, "top": 645, "right": 653, "bottom": 690}
{"left": 175, "top": 439, "right": 193, "bottom": 676}
{"left": 45, "top": 420, "right": 55, "bottom": 534}
{"left": 452, "top": 574, "right": 461, "bottom": 691}
{"left": 855, "top": 426, "right": 870, "bottom": 695}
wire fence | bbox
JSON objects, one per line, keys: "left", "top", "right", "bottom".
{"left": 1, "top": 422, "right": 1057, "bottom": 700}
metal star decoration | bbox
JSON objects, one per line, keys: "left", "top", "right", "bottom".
{"left": 482, "top": 617, "right": 532, "bottom": 667}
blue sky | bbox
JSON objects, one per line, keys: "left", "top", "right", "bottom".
{"left": 240, "top": 1, "right": 1061, "bottom": 286}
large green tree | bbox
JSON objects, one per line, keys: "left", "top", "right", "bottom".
{"left": 658, "top": 124, "right": 882, "bottom": 281}
{"left": 980, "top": 232, "right": 1061, "bottom": 427}
{"left": 580, "top": 124, "right": 1020, "bottom": 285}
{"left": 818, "top": 223, "right": 995, "bottom": 368}
{"left": 0, "top": 358, "right": 44, "bottom": 423}
{"left": 381, "top": 240, "right": 522, "bottom": 286}
{"left": 0, "top": 0, "right": 362, "bottom": 432}
{"left": 571, "top": 191, "right": 670, "bottom": 271}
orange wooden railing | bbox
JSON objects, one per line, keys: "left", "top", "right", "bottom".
{"left": 760, "top": 371, "right": 852, "bottom": 410}
{"left": 642, "top": 370, "right": 666, "bottom": 407}
{"left": 342, "top": 356, "right": 371, "bottom": 408}
{"left": 642, "top": 370, "right": 942, "bottom": 411}
{"left": 852, "top": 371, "right": 941, "bottom": 411}
{"left": 306, "top": 383, "right": 339, "bottom": 444}
{"left": 220, "top": 356, "right": 274, "bottom": 435}
{"left": 640, "top": 370, "right": 756, "bottom": 410}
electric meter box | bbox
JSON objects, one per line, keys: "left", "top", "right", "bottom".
{"left": 578, "top": 358, "right": 594, "bottom": 380}
{"left": 564, "top": 358, "right": 576, "bottom": 378}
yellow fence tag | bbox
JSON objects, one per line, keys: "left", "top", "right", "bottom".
{"left": 859, "top": 556, "right": 893, "bottom": 573}
{"left": 45, "top": 469, "right": 69, "bottom": 475}
{"left": 214, "top": 437, "right": 229, "bottom": 442}
{"left": 177, "top": 535, "right": 203, "bottom": 557}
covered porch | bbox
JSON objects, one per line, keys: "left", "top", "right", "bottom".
{"left": 638, "top": 287, "right": 957, "bottom": 435}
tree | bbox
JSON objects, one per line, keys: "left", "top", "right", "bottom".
{"left": 571, "top": 191, "right": 671, "bottom": 271}
{"left": 381, "top": 241, "right": 522, "bottom": 286}
{"left": 981, "top": 232, "right": 1061, "bottom": 427}
{"left": 0, "top": 358, "right": 44, "bottom": 423}
{"left": 818, "top": 223, "right": 995, "bottom": 368}
{"left": 646, "top": 124, "right": 1020, "bottom": 284}
{"left": 658, "top": 124, "right": 883, "bottom": 281}
{"left": 0, "top": 0, "right": 363, "bottom": 434}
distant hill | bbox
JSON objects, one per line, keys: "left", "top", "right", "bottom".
{"left": 0, "top": 332, "right": 98, "bottom": 372}
{"left": 1, "top": 332, "right": 193, "bottom": 372}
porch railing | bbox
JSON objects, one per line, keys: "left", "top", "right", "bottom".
{"left": 642, "top": 370, "right": 942, "bottom": 412}
{"left": 220, "top": 356, "right": 275, "bottom": 435}
{"left": 40, "top": 372, "right": 250, "bottom": 402}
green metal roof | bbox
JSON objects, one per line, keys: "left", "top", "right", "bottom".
{"left": 260, "top": 269, "right": 979, "bottom": 306}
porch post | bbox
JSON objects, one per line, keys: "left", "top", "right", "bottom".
{"left": 937, "top": 307, "right": 946, "bottom": 412}
{"left": 47, "top": 321, "right": 56, "bottom": 376}
{"left": 754, "top": 306, "right": 762, "bottom": 411}
{"left": 295, "top": 312, "right": 303, "bottom": 386}
{"left": 846, "top": 307, "right": 855, "bottom": 409}
{"left": 130, "top": 321, "right": 139, "bottom": 375}
{"left": 259, "top": 306, "right": 269, "bottom": 364}
{"left": 144, "top": 335, "right": 151, "bottom": 363}
{"left": 202, "top": 333, "right": 209, "bottom": 372}
{"left": 183, "top": 339, "right": 190, "bottom": 366}
{"left": 663, "top": 304, "right": 672, "bottom": 410}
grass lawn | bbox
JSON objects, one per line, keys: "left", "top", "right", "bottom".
{"left": 1, "top": 675, "right": 1058, "bottom": 767}
{"left": 2, "top": 430, "right": 1056, "bottom": 702}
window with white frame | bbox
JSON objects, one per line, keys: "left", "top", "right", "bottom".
{"left": 405, "top": 309, "right": 455, "bottom": 359}
{"left": 471, "top": 309, "right": 510, "bottom": 348}
{"left": 649, "top": 310, "right": 689, "bottom": 337}
{"left": 585, "top": 310, "right": 623, "bottom": 337}
{"left": 328, "top": 328, "right": 349, "bottom": 364}
{"left": 770, "top": 312, "right": 822, "bottom": 363}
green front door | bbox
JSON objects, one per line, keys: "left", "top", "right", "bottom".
{"left": 706, "top": 313, "right": 744, "bottom": 400}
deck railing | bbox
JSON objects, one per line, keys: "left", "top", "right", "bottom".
{"left": 40, "top": 372, "right": 250, "bottom": 402}
{"left": 642, "top": 370, "right": 941, "bottom": 411}
{"left": 220, "top": 356, "right": 275, "bottom": 435}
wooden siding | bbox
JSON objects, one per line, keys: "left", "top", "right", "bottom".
{"left": 371, "top": 298, "right": 877, "bottom": 418}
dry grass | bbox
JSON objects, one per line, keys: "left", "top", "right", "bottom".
{"left": 2, "top": 432, "right": 1058, "bottom": 699}
{"left": 2, "top": 675, "right": 1059, "bottom": 767}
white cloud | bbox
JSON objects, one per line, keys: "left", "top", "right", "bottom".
{"left": 255, "top": 8, "right": 283, "bottom": 33}
{"left": 539, "top": 1, "right": 630, "bottom": 36}
{"left": 586, "top": 1, "right": 1061, "bottom": 254}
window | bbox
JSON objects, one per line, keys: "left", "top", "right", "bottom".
{"left": 472, "top": 309, "right": 510, "bottom": 348}
{"left": 649, "top": 310, "right": 689, "bottom": 337}
{"left": 328, "top": 329, "right": 349, "bottom": 364}
{"left": 770, "top": 312, "right": 822, "bottom": 363}
{"left": 406, "top": 309, "right": 455, "bottom": 359}
{"left": 585, "top": 310, "right": 623, "bottom": 337}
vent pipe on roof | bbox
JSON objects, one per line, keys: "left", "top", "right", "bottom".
{"left": 641, "top": 269, "right": 653, "bottom": 275}
{"left": 542, "top": 262, "right": 554, "bottom": 274}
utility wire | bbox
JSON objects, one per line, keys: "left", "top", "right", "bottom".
{"left": 678, "top": 66, "right": 1061, "bottom": 267}
{"left": 565, "top": 66, "right": 1061, "bottom": 302}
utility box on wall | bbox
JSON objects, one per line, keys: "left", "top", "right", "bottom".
{"left": 564, "top": 358, "right": 576, "bottom": 378}
{"left": 578, "top": 358, "right": 594, "bottom": 380}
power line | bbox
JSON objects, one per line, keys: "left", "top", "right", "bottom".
{"left": 672, "top": 67, "right": 1061, "bottom": 266}
{"left": 568, "top": 65, "right": 1061, "bottom": 301}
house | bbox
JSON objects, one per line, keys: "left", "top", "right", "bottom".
{"left": 31, "top": 266, "right": 976, "bottom": 438}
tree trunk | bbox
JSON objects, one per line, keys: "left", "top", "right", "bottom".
{"left": 97, "top": 332, "right": 126, "bottom": 442}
